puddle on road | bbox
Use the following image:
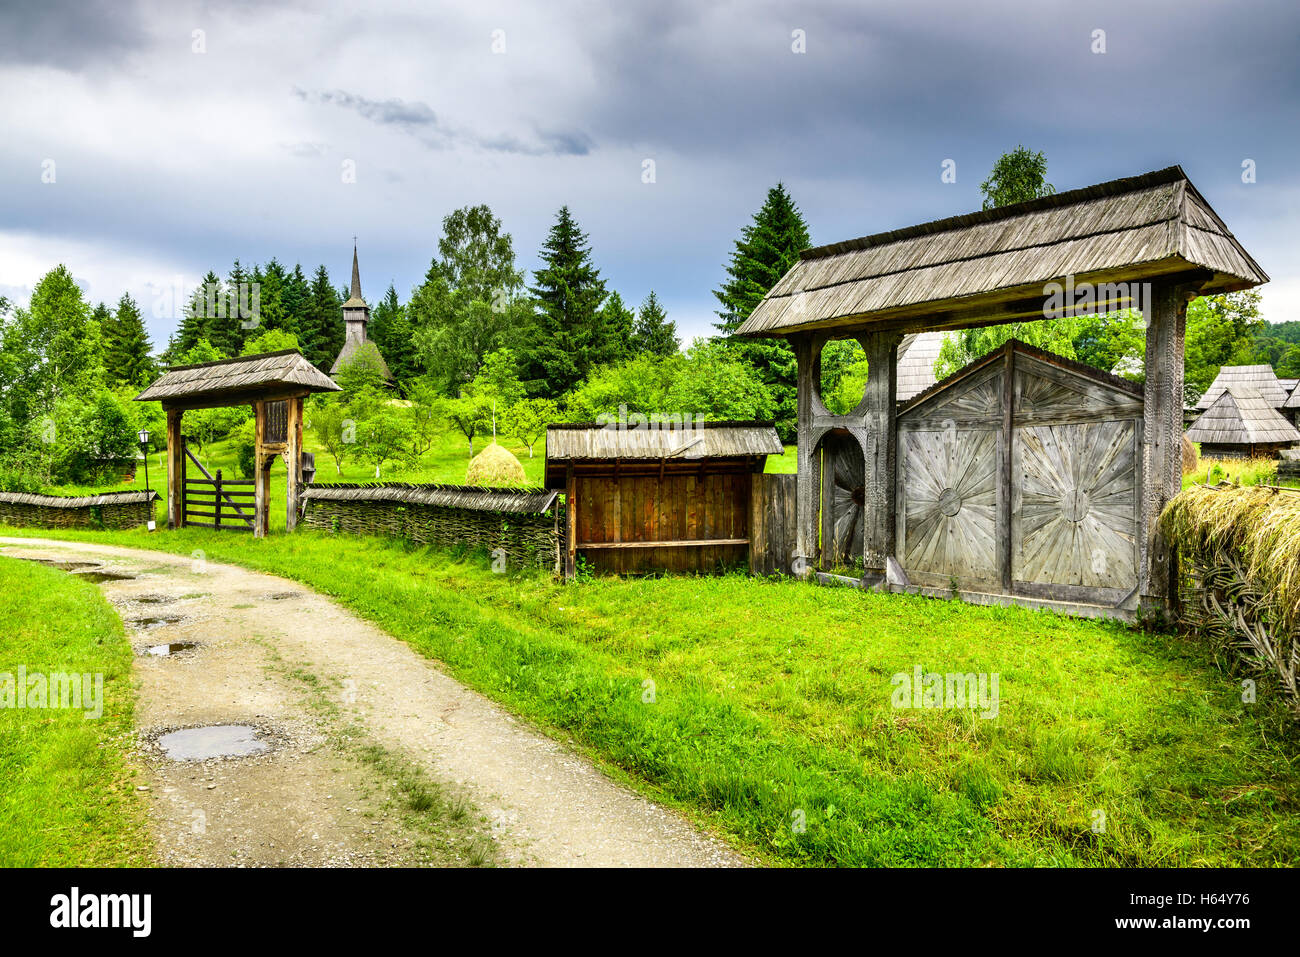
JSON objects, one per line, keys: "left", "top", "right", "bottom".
{"left": 263, "top": 592, "right": 301, "bottom": 601}
{"left": 142, "top": 642, "right": 198, "bottom": 657}
{"left": 129, "top": 616, "right": 184, "bottom": 629}
{"left": 132, "top": 594, "right": 175, "bottom": 605}
{"left": 157, "top": 725, "right": 268, "bottom": 761}
{"left": 74, "top": 571, "right": 135, "bottom": 583}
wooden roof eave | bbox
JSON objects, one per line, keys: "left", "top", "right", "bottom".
{"left": 742, "top": 262, "right": 1228, "bottom": 340}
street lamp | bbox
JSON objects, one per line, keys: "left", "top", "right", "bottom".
{"left": 138, "top": 428, "right": 155, "bottom": 530}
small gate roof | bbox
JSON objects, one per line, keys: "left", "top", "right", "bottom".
{"left": 135, "top": 350, "right": 340, "bottom": 408}
{"left": 738, "top": 166, "right": 1267, "bottom": 339}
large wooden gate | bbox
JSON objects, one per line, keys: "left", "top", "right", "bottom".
{"left": 895, "top": 340, "right": 1144, "bottom": 607}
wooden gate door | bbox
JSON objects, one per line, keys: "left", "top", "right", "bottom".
{"left": 180, "top": 441, "right": 255, "bottom": 531}
{"left": 896, "top": 340, "right": 1143, "bottom": 606}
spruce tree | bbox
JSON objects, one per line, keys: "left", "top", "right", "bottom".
{"left": 110, "top": 293, "right": 156, "bottom": 387}
{"left": 521, "top": 206, "right": 608, "bottom": 397}
{"left": 634, "top": 291, "right": 679, "bottom": 357}
{"left": 215, "top": 260, "right": 249, "bottom": 356}
{"left": 713, "top": 183, "right": 811, "bottom": 438}
{"left": 594, "top": 291, "right": 635, "bottom": 366}
{"left": 94, "top": 302, "right": 119, "bottom": 372}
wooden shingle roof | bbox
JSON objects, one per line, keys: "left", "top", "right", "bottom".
{"left": 737, "top": 166, "right": 1267, "bottom": 338}
{"left": 1196, "top": 364, "right": 1288, "bottom": 410}
{"left": 135, "top": 350, "right": 340, "bottom": 407}
{"left": 303, "top": 482, "right": 558, "bottom": 514}
{"left": 545, "top": 420, "right": 784, "bottom": 462}
{"left": 1185, "top": 386, "right": 1300, "bottom": 446}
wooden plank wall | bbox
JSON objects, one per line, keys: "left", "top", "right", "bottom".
{"left": 750, "top": 473, "right": 797, "bottom": 576}
{"left": 573, "top": 468, "right": 751, "bottom": 574}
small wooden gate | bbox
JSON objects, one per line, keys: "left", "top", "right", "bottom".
{"left": 180, "top": 441, "right": 255, "bottom": 531}
{"left": 896, "top": 340, "right": 1144, "bottom": 607}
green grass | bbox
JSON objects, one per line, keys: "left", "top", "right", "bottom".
{"left": 0, "top": 555, "right": 152, "bottom": 866}
{"left": 6, "top": 525, "right": 1298, "bottom": 867}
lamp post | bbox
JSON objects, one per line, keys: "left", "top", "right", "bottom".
{"left": 138, "top": 428, "right": 155, "bottom": 531}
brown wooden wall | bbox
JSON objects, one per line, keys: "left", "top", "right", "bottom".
{"left": 571, "top": 462, "right": 753, "bottom": 574}
{"left": 750, "top": 472, "right": 797, "bottom": 576}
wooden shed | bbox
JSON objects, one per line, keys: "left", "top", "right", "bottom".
{"left": 544, "top": 420, "right": 784, "bottom": 576}
{"left": 1185, "top": 385, "right": 1300, "bottom": 458}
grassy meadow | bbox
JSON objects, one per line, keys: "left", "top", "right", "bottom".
{"left": 0, "top": 555, "right": 152, "bottom": 866}
{"left": 4, "top": 524, "right": 1297, "bottom": 867}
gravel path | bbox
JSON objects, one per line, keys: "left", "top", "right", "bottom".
{"left": 1, "top": 537, "right": 744, "bottom": 868}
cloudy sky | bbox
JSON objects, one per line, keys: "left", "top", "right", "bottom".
{"left": 2, "top": 0, "right": 1298, "bottom": 348}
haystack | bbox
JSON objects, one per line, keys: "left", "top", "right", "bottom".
{"left": 1181, "top": 433, "right": 1197, "bottom": 474}
{"left": 467, "top": 443, "right": 527, "bottom": 486}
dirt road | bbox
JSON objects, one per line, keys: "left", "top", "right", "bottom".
{"left": 1, "top": 537, "right": 743, "bottom": 868}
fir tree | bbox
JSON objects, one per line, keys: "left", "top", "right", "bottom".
{"left": 633, "top": 291, "right": 679, "bottom": 357}
{"left": 713, "top": 183, "right": 811, "bottom": 438}
{"left": 109, "top": 293, "right": 156, "bottom": 387}
{"left": 594, "top": 291, "right": 635, "bottom": 366}
{"left": 521, "top": 206, "right": 608, "bottom": 397}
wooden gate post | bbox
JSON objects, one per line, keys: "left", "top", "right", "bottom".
{"left": 253, "top": 400, "right": 269, "bottom": 538}
{"left": 860, "top": 329, "right": 902, "bottom": 576}
{"left": 1139, "top": 279, "right": 1200, "bottom": 617}
{"left": 793, "top": 334, "right": 818, "bottom": 574}
{"left": 166, "top": 408, "right": 183, "bottom": 529}
{"left": 285, "top": 395, "right": 304, "bottom": 532}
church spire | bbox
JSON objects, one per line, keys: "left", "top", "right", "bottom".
{"left": 350, "top": 241, "right": 363, "bottom": 303}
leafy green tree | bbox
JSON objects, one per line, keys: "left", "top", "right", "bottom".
{"left": 979, "top": 146, "right": 1055, "bottom": 209}
{"left": 713, "top": 183, "right": 810, "bottom": 439}
{"left": 352, "top": 397, "right": 410, "bottom": 479}
{"left": 440, "top": 393, "right": 492, "bottom": 457}
{"left": 520, "top": 206, "right": 609, "bottom": 397}
{"left": 335, "top": 341, "right": 389, "bottom": 394}
{"left": 410, "top": 204, "right": 526, "bottom": 394}
{"left": 49, "top": 390, "right": 137, "bottom": 485}
{"left": 634, "top": 291, "right": 679, "bottom": 357}
{"left": 819, "top": 339, "right": 867, "bottom": 414}
{"left": 563, "top": 354, "right": 682, "bottom": 421}
{"left": 179, "top": 338, "right": 224, "bottom": 365}
{"left": 504, "top": 397, "right": 558, "bottom": 458}
{"left": 469, "top": 347, "right": 525, "bottom": 411}
{"left": 664, "top": 342, "right": 775, "bottom": 421}
{"left": 26, "top": 264, "right": 104, "bottom": 403}
{"left": 403, "top": 377, "right": 444, "bottom": 460}
{"left": 308, "top": 394, "right": 354, "bottom": 476}
{"left": 240, "top": 328, "right": 299, "bottom": 356}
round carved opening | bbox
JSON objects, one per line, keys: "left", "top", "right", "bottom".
{"left": 851, "top": 485, "right": 865, "bottom": 507}
{"left": 937, "top": 486, "right": 963, "bottom": 517}
{"left": 1060, "top": 488, "right": 1091, "bottom": 523}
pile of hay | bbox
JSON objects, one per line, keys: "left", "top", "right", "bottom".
{"left": 467, "top": 443, "right": 527, "bottom": 486}
{"left": 1161, "top": 483, "right": 1300, "bottom": 714}
{"left": 1181, "top": 434, "right": 1197, "bottom": 475}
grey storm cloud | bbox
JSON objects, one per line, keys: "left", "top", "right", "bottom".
{"left": 0, "top": 0, "right": 149, "bottom": 69}
{"left": 294, "top": 87, "right": 594, "bottom": 156}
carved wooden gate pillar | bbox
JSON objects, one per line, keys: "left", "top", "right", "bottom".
{"left": 859, "top": 330, "right": 902, "bottom": 577}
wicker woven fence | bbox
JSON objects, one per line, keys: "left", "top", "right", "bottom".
{"left": 0, "top": 490, "right": 158, "bottom": 531}
{"left": 1162, "top": 484, "right": 1300, "bottom": 718}
{"left": 301, "top": 482, "right": 561, "bottom": 573}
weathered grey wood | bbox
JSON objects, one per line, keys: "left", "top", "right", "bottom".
{"left": 1138, "top": 280, "right": 1200, "bottom": 616}
{"left": 861, "top": 330, "right": 901, "bottom": 572}
{"left": 793, "top": 334, "right": 824, "bottom": 572}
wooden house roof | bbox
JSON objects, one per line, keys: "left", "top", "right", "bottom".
{"left": 1196, "top": 364, "right": 1288, "bottom": 410}
{"left": 1185, "top": 386, "right": 1300, "bottom": 446}
{"left": 135, "top": 350, "right": 340, "bottom": 408}
{"left": 896, "top": 331, "right": 948, "bottom": 401}
{"left": 0, "top": 489, "right": 159, "bottom": 508}
{"left": 737, "top": 166, "right": 1267, "bottom": 339}
{"left": 545, "top": 420, "right": 783, "bottom": 462}
{"left": 303, "top": 482, "right": 558, "bottom": 514}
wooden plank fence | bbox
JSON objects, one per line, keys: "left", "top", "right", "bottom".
{"left": 750, "top": 472, "right": 797, "bottom": 576}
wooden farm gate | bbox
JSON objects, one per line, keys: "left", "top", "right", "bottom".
{"left": 750, "top": 472, "right": 797, "bottom": 575}
{"left": 895, "top": 340, "right": 1144, "bottom": 607}
{"left": 180, "top": 440, "right": 255, "bottom": 531}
